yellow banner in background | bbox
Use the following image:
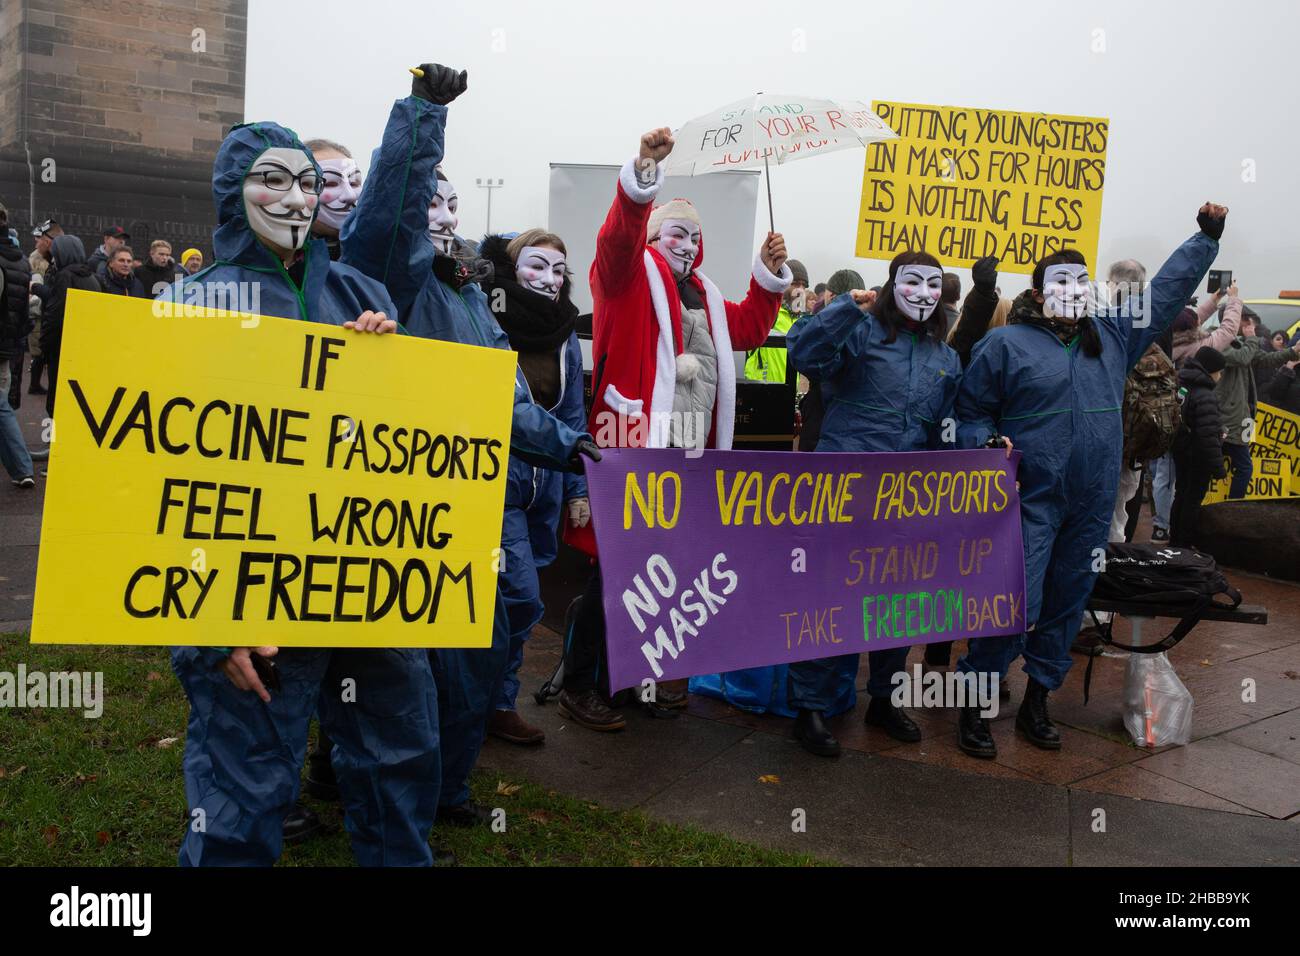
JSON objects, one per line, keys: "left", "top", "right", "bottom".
{"left": 33, "top": 291, "right": 517, "bottom": 647}
{"left": 856, "top": 102, "right": 1108, "bottom": 275}
{"left": 1203, "top": 456, "right": 1293, "bottom": 505}
{"left": 1252, "top": 402, "right": 1300, "bottom": 481}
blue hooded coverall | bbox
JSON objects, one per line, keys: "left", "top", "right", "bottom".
{"left": 341, "top": 96, "right": 588, "bottom": 808}
{"left": 956, "top": 231, "right": 1218, "bottom": 690}
{"left": 496, "top": 331, "right": 589, "bottom": 712}
{"left": 771, "top": 296, "right": 964, "bottom": 712}
{"left": 164, "top": 122, "right": 441, "bottom": 867}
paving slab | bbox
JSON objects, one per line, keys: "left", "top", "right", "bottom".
{"left": 1221, "top": 709, "right": 1300, "bottom": 765}
{"left": 641, "top": 730, "right": 1071, "bottom": 866}
{"left": 1067, "top": 790, "right": 1298, "bottom": 866}
{"left": 478, "top": 698, "right": 753, "bottom": 811}
{"left": 1135, "top": 736, "right": 1300, "bottom": 819}
{"left": 1070, "top": 764, "right": 1263, "bottom": 816}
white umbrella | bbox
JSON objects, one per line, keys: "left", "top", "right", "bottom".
{"left": 663, "top": 93, "right": 898, "bottom": 230}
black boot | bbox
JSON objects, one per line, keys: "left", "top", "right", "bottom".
{"left": 864, "top": 696, "right": 921, "bottom": 742}
{"left": 792, "top": 709, "right": 840, "bottom": 758}
{"left": 956, "top": 705, "right": 997, "bottom": 759}
{"left": 438, "top": 800, "right": 493, "bottom": 828}
{"left": 282, "top": 800, "right": 325, "bottom": 845}
{"left": 1016, "top": 677, "right": 1061, "bottom": 750}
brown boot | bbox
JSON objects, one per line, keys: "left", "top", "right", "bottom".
{"left": 558, "top": 688, "right": 627, "bottom": 732}
{"left": 488, "top": 709, "right": 546, "bottom": 745}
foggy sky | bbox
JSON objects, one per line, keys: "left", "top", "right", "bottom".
{"left": 245, "top": 0, "right": 1299, "bottom": 299}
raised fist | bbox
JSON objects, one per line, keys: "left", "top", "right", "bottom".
{"left": 411, "top": 63, "right": 467, "bottom": 106}
{"left": 639, "top": 128, "right": 675, "bottom": 164}
{"left": 849, "top": 288, "right": 877, "bottom": 311}
{"left": 972, "top": 255, "right": 999, "bottom": 293}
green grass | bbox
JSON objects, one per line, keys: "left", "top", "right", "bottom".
{"left": 0, "top": 634, "right": 821, "bottom": 867}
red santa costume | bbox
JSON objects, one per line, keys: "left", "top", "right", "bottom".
{"left": 566, "top": 156, "right": 792, "bottom": 556}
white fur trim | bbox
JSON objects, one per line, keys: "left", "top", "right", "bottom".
{"left": 697, "top": 271, "right": 736, "bottom": 450}
{"left": 675, "top": 351, "right": 702, "bottom": 383}
{"left": 753, "top": 253, "right": 793, "bottom": 294}
{"left": 619, "top": 156, "right": 663, "bottom": 205}
{"left": 603, "top": 383, "right": 644, "bottom": 419}
{"left": 642, "top": 250, "right": 677, "bottom": 448}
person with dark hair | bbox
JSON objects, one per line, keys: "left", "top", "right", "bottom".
{"left": 1170, "top": 345, "right": 1227, "bottom": 546}
{"left": 928, "top": 256, "right": 1009, "bottom": 672}
{"left": 812, "top": 281, "right": 829, "bottom": 309}
{"left": 1217, "top": 305, "right": 1300, "bottom": 498}
{"left": 37, "top": 234, "right": 102, "bottom": 419}
{"left": 87, "top": 225, "right": 129, "bottom": 280}
{"left": 796, "top": 268, "right": 862, "bottom": 452}
{"left": 940, "top": 271, "right": 961, "bottom": 328}
{"left": 0, "top": 205, "right": 35, "bottom": 487}
{"left": 781, "top": 250, "right": 1009, "bottom": 757}
{"left": 953, "top": 203, "right": 1227, "bottom": 760}
{"left": 1263, "top": 353, "right": 1300, "bottom": 414}
{"left": 100, "top": 247, "right": 149, "bottom": 297}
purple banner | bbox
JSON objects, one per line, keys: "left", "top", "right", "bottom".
{"left": 587, "top": 448, "right": 1027, "bottom": 692}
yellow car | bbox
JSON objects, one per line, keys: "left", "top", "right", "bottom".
{"left": 1244, "top": 295, "right": 1300, "bottom": 340}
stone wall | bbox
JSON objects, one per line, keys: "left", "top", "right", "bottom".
{"left": 0, "top": 0, "right": 247, "bottom": 257}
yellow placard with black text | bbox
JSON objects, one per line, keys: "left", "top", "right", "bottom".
{"left": 32, "top": 291, "right": 516, "bottom": 647}
{"left": 857, "top": 102, "right": 1107, "bottom": 275}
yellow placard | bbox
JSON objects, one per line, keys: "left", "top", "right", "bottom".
{"left": 32, "top": 291, "right": 516, "bottom": 647}
{"left": 1203, "top": 455, "right": 1292, "bottom": 505}
{"left": 856, "top": 102, "right": 1108, "bottom": 275}
{"left": 1252, "top": 402, "right": 1300, "bottom": 480}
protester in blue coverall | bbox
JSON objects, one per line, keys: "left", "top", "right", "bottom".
{"left": 782, "top": 251, "right": 1010, "bottom": 758}
{"left": 477, "top": 230, "right": 591, "bottom": 747}
{"left": 163, "top": 121, "right": 444, "bottom": 867}
{"left": 953, "top": 203, "right": 1227, "bottom": 760}
{"left": 341, "top": 64, "right": 597, "bottom": 823}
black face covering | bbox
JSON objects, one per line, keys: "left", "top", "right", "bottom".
{"left": 493, "top": 273, "right": 577, "bottom": 353}
{"left": 432, "top": 252, "right": 472, "bottom": 290}
{"left": 676, "top": 272, "right": 703, "bottom": 310}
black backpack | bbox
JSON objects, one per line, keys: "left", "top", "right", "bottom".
{"left": 1085, "top": 543, "right": 1242, "bottom": 700}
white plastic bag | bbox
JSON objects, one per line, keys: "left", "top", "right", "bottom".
{"left": 1122, "top": 652, "right": 1193, "bottom": 747}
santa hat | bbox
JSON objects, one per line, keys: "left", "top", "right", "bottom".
{"left": 647, "top": 198, "right": 701, "bottom": 243}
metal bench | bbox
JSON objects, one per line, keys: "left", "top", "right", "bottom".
{"left": 1081, "top": 599, "right": 1268, "bottom": 701}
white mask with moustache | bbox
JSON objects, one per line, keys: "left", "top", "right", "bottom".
{"left": 656, "top": 219, "right": 700, "bottom": 278}
{"left": 242, "top": 147, "right": 319, "bottom": 253}
{"left": 428, "top": 179, "right": 459, "bottom": 255}
{"left": 892, "top": 264, "right": 943, "bottom": 322}
{"left": 1042, "top": 263, "right": 1092, "bottom": 321}
{"left": 316, "top": 157, "right": 362, "bottom": 233}
{"left": 515, "top": 245, "right": 567, "bottom": 301}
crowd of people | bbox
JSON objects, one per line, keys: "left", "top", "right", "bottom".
{"left": 0, "top": 60, "right": 1256, "bottom": 866}
{"left": 0, "top": 210, "right": 206, "bottom": 486}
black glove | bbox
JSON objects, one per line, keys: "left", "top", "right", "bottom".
{"left": 971, "top": 255, "right": 999, "bottom": 294}
{"left": 411, "top": 63, "right": 467, "bottom": 106}
{"left": 569, "top": 439, "right": 602, "bottom": 473}
{"left": 1197, "top": 205, "right": 1226, "bottom": 241}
